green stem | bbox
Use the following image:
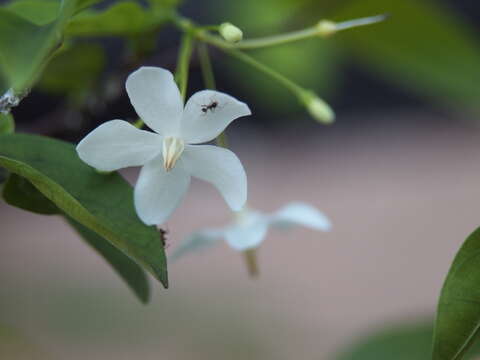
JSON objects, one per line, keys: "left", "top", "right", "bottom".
{"left": 175, "top": 32, "right": 195, "bottom": 101}
{"left": 218, "top": 46, "right": 305, "bottom": 95}
{"left": 197, "top": 43, "right": 229, "bottom": 148}
{"left": 172, "top": 14, "right": 309, "bottom": 105}
{"left": 198, "top": 43, "right": 216, "bottom": 89}
{"left": 235, "top": 27, "right": 319, "bottom": 49}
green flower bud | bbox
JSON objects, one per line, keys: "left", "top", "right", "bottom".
{"left": 301, "top": 92, "right": 335, "bottom": 124}
{"left": 219, "top": 22, "right": 243, "bottom": 43}
{"left": 316, "top": 20, "right": 338, "bottom": 37}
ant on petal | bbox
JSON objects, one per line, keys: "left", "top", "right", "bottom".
{"left": 201, "top": 101, "right": 218, "bottom": 114}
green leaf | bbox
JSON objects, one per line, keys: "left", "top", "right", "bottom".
{"left": 75, "top": 0, "right": 105, "bottom": 12}
{"left": 3, "top": 173, "right": 59, "bottom": 214}
{"left": 333, "top": 0, "right": 480, "bottom": 111}
{"left": 0, "top": 133, "right": 168, "bottom": 288}
{"left": 432, "top": 227, "right": 480, "bottom": 360}
{"left": 37, "top": 42, "right": 105, "bottom": 100}
{"left": 2, "top": 173, "right": 151, "bottom": 302}
{"left": 335, "top": 321, "right": 480, "bottom": 360}
{"left": 66, "top": 1, "right": 169, "bottom": 37}
{"left": 0, "top": 113, "right": 14, "bottom": 134}
{"left": 5, "top": 0, "right": 101, "bottom": 25}
{"left": 0, "top": 0, "right": 78, "bottom": 92}
{"left": 66, "top": 217, "right": 150, "bottom": 303}
{"left": 6, "top": 0, "right": 60, "bottom": 25}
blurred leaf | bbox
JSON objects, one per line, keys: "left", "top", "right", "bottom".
{"left": 6, "top": 0, "right": 60, "bottom": 25}
{"left": 335, "top": 322, "right": 434, "bottom": 360}
{"left": 2, "top": 173, "right": 151, "bottom": 303}
{"left": 0, "top": 133, "right": 168, "bottom": 288}
{"left": 66, "top": 217, "right": 151, "bottom": 303}
{"left": 38, "top": 42, "right": 105, "bottom": 101}
{"left": 3, "top": 173, "right": 59, "bottom": 214}
{"left": 0, "top": 0, "right": 77, "bottom": 92}
{"left": 75, "top": 0, "right": 105, "bottom": 12}
{"left": 333, "top": 0, "right": 480, "bottom": 110}
{"left": 67, "top": 1, "right": 170, "bottom": 37}
{"left": 432, "top": 227, "right": 480, "bottom": 360}
{"left": 0, "top": 113, "right": 14, "bottom": 134}
{"left": 6, "top": 0, "right": 102, "bottom": 24}
{"left": 336, "top": 321, "right": 480, "bottom": 360}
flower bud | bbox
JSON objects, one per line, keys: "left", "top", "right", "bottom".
{"left": 316, "top": 20, "right": 338, "bottom": 37}
{"left": 301, "top": 92, "right": 335, "bottom": 124}
{"left": 219, "top": 22, "right": 243, "bottom": 43}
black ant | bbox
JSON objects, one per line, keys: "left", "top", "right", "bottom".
{"left": 201, "top": 101, "right": 218, "bottom": 114}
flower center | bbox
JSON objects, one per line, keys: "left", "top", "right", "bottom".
{"left": 162, "top": 137, "right": 185, "bottom": 171}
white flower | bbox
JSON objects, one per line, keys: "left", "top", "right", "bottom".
{"left": 76, "top": 66, "right": 251, "bottom": 225}
{"left": 171, "top": 202, "right": 331, "bottom": 259}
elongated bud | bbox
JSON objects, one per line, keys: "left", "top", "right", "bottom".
{"left": 300, "top": 92, "right": 335, "bottom": 124}
{"left": 219, "top": 22, "right": 243, "bottom": 43}
{"left": 316, "top": 14, "right": 388, "bottom": 37}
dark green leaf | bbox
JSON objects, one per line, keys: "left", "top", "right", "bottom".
{"left": 66, "top": 1, "right": 169, "bottom": 37}
{"left": 2, "top": 173, "right": 151, "bottom": 302}
{"left": 3, "top": 173, "right": 59, "bottom": 214}
{"left": 336, "top": 321, "right": 480, "bottom": 360}
{"left": 0, "top": 133, "right": 168, "bottom": 288}
{"left": 0, "top": 0, "right": 77, "bottom": 92}
{"left": 0, "top": 113, "right": 14, "bottom": 134}
{"left": 433, "top": 227, "right": 480, "bottom": 360}
{"left": 6, "top": 0, "right": 60, "bottom": 25}
{"left": 38, "top": 42, "right": 105, "bottom": 100}
{"left": 66, "top": 217, "right": 150, "bottom": 303}
{"left": 75, "top": 0, "right": 105, "bottom": 12}
{"left": 333, "top": 0, "right": 480, "bottom": 110}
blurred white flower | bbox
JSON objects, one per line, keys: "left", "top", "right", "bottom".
{"left": 76, "top": 66, "right": 251, "bottom": 225}
{"left": 171, "top": 202, "right": 331, "bottom": 260}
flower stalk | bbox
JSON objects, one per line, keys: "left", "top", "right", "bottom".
{"left": 243, "top": 249, "right": 259, "bottom": 277}
{"left": 175, "top": 32, "right": 195, "bottom": 101}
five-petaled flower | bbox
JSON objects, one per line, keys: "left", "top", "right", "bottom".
{"left": 76, "top": 66, "right": 251, "bottom": 225}
{"left": 171, "top": 202, "right": 331, "bottom": 260}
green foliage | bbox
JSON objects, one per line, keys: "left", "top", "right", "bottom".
{"left": 38, "top": 42, "right": 105, "bottom": 101}
{"left": 0, "top": 133, "right": 168, "bottom": 288}
{"left": 2, "top": 173, "right": 151, "bottom": 302}
{"left": 0, "top": 113, "right": 14, "bottom": 134}
{"left": 3, "top": 173, "right": 59, "bottom": 214}
{"left": 0, "top": 0, "right": 77, "bottom": 93}
{"left": 6, "top": 0, "right": 60, "bottom": 25}
{"left": 334, "top": 0, "right": 480, "bottom": 111}
{"left": 66, "top": 217, "right": 150, "bottom": 303}
{"left": 432, "top": 227, "right": 480, "bottom": 360}
{"left": 336, "top": 321, "right": 480, "bottom": 360}
{"left": 66, "top": 1, "right": 170, "bottom": 37}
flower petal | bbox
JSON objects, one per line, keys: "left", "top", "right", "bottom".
{"left": 170, "top": 229, "right": 224, "bottom": 261}
{"left": 182, "top": 145, "right": 247, "bottom": 210}
{"left": 76, "top": 120, "right": 163, "bottom": 171}
{"left": 180, "top": 90, "right": 251, "bottom": 144}
{"left": 225, "top": 211, "right": 269, "bottom": 251}
{"left": 126, "top": 67, "right": 183, "bottom": 135}
{"left": 270, "top": 202, "right": 332, "bottom": 231}
{"left": 134, "top": 156, "right": 190, "bottom": 225}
